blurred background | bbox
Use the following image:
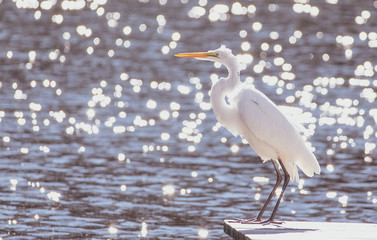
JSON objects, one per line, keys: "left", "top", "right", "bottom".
{"left": 0, "top": 0, "right": 376, "bottom": 239}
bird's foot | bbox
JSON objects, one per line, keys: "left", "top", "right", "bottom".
{"left": 227, "top": 217, "right": 263, "bottom": 224}
{"left": 259, "top": 219, "right": 284, "bottom": 225}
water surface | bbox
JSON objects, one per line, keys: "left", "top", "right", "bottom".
{"left": 1, "top": 0, "right": 377, "bottom": 239}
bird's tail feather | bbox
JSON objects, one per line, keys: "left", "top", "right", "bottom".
{"left": 294, "top": 149, "right": 320, "bottom": 179}
{"left": 282, "top": 147, "right": 320, "bottom": 183}
{"left": 284, "top": 161, "right": 299, "bottom": 182}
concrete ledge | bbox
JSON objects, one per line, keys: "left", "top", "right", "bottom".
{"left": 224, "top": 219, "right": 377, "bottom": 240}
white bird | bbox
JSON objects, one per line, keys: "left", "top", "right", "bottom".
{"left": 175, "top": 46, "right": 320, "bottom": 224}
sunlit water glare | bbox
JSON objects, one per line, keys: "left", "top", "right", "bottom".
{"left": 1, "top": 0, "right": 377, "bottom": 239}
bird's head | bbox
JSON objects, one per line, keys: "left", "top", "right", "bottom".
{"left": 175, "top": 45, "right": 237, "bottom": 66}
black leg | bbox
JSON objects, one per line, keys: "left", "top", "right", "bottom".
{"left": 266, "top": 159, "right": 290, "bottom": 223}
{"left": 229, "top": 160, "right": 289, "bottom": 225}
{"left": 228, "top": 160, "right": 282, "bottom": 224}
{"left": 255, "top": 160, "right": 282, "bottom": 221}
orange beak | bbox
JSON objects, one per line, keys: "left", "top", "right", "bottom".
{"left": 175, "top": 52, "right": 219, "bottom": 58}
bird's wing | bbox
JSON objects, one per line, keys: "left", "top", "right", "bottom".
{"left": 237, "top": 88, "right": 299, "bottom": 153}
{"left": 237, "top": 88, "right": 320, "bottom": 181}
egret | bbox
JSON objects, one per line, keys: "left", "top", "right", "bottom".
{"left": 175, "top": 46, "right": 320, "bottom": 224}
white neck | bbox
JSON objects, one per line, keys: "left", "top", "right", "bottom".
{"left": 209, "top": 60, "right": 240, "bottom": 135}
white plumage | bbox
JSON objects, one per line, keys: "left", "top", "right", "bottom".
{"left": 175, "top": 45, "right": 320, "bottom": 223}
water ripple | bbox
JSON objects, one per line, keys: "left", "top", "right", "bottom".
{"left": 1, "top": 0, "right": 377, "bottom": 239}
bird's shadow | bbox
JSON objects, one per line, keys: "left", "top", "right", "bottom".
{"left": 240, "top": 226, "right": 317, "bottom": 235}
{"left": 224, "top": 220, "right": 318, "bottom": 238}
